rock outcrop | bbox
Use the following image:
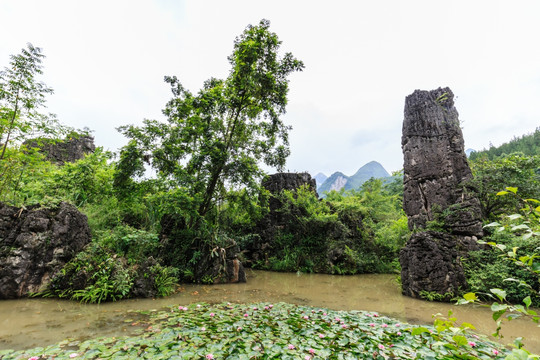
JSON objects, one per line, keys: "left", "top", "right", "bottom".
{"left": 262, "top": 172, "right": 318, "bottom": 212}
{"left": 247, "top": 172, "right": 319, "bottom": 265}
{"left": 399, "top": 231, "right": 480, "bottom": 299}
{"left": 402, "top": 88, "right": 483, "bottom": 236}
{"left": 399, "top": 87, "right": 483, "bottom": 300}
{"left": 0, "top": 202, "right": 91, "bottom": 299}
{"left": 25, "top": 135, "right": 96, "bottom": 165}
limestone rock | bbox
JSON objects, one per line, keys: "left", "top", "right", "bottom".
{"left": 262, "top": 172, "right": 318, "bottom": 212}
{"left": 192, "top": 239, "right": 247, "bottom": 284}
{"left": 0, "top": 202, "right": 91, "bottom": 299}
{"left": 399, "top": 231, "right": 479, "bottom": 299}
{"left": 25, "top": 135, "right": 96, "bottom": 165}
{"left": 402, "top": 87, "right": 483, "bottom": 236}
{"left": 400, "top": 87, "right": 484, "bottom": 300}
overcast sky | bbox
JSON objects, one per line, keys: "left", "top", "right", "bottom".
{"left": 2, "top": 1, "right": 539, "bottom": 176}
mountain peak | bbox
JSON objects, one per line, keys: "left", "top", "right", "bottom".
{"left": 317, "top": 162, "right": 390, "bottom": 196}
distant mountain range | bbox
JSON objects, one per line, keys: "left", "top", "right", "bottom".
{"left": 315, "top": 161, "right": 391, "bottom": 195}
{"left": 313, "top": 172, "right": 328, "bottom": 187}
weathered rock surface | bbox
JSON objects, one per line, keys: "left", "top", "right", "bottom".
{"left": 400, "top": 87, "right": 483, "bottom": 300}
{"left": 0, "top": 202, "right": 91, "bottom": 299}
{"left": 399, "top": 231, "right": 479, "bottom": 299}
{"left": 25, "top": 135, "right": 96, "bottom": 165}
{"left": 402, "top": 87, "right": 483, "bottom": 236}
{"left": 262, "top": 172, "right": 318, "bottom": 211}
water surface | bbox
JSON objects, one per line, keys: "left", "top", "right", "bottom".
{"left": 1, "top": 270, "right": 538, "bottom": 352}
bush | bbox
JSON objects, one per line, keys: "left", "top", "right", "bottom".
{"left": 46, "top": 241, "right": 178, "bottom": 303}
{"left": 463, "top": 232, "right": 540, "bottom": 306}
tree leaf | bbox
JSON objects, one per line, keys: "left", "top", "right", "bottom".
{"left": 463, "top": 293, "right": 478, "bottom": 302}
{"left": 490, "top": 289, "right": 507, "bottom": 301}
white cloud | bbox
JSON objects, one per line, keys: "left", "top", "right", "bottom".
{"left": 1, "top": 0, "right": 539, "bottom": 176}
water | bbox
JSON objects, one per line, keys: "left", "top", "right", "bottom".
{"left": 1, "top": 270, "right": 539, "bottom": 352}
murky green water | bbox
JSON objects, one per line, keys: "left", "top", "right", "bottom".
{"left": 1, "top": 270, "right": 539, "bottom": 352}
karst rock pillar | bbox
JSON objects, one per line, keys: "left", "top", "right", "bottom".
{"left": 399, "top": 87, "right": 483, "bottom": 299}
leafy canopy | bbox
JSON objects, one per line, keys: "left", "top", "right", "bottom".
{"left": 116, "top": 19, "right": 304, "bottom": 226}
{"left": 0, "top": 43, "right": 69, "bottom": 203}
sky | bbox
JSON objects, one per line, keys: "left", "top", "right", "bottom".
{"left": 2, "top": 1, "right": 539, "bottom": 177}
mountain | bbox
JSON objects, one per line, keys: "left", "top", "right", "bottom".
{"left": 344, "top": 161, "right": 390, "bottom": 191}
{"left": 317, "top": 171, "right": 349, "bottom": 194}
{"left": 465, "top": 148, "right": 475, "bottom": 157}
{"left": 317, "top": 161, "right": 391, "bottom": 195}
{"left": 313, "top": 172, "right": 328, "bottom": 188}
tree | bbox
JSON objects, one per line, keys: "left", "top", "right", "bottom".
{"left": 468, "top": 153, "right": 540, "bottom": 219}
{"left": 0, "top": 44, "right": 67, "bottom": 202}
{"left": 0, "top": 43, "right": 58, "bottom": 159}
{"left": 116, "top": 19, "right": 304, "bottom": 228}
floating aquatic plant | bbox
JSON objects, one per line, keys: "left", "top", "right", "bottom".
{"left": 0, "top": 302, "right": 509, "bottom": 359}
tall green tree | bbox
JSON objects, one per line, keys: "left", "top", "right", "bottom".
{"left": 0, "top": 44, "right": 67, "bottom": 202}
{"left": 0, "top": 43, "right": 58, "bottom": 159}
{"left": 117, "top": 19, "right": 304, "bottom": 227}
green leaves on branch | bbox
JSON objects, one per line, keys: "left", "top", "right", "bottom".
{"left": 460, "top": 187, "right": 540, "bottom": 348}
{"left": 116, "top": 19, "right": 303, "bottom": 230}
{"left": 0, "top": 44, "right": 71, "bottom": 203}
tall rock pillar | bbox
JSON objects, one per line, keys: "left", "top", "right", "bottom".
{"left": 399, "top": 87, "right": 483, "bottom": 300}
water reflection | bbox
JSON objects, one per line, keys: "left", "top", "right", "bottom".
{"left": 1, "top": 270, "right": 539, "bottom": 353}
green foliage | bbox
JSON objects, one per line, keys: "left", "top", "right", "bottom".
{"left": 419, "top": 290, "right": 457, "bottom": 302}
{"left": 116, "top": 19, "right": 303, "bottom": 233}
{"left": 383, "top": 169, "right": 404, "bottom": 199}
{"left": 48, "top": 243, "right": 135, "bottom": 303}
{"left": 0, "top": 146, "right": 54, "bottom": 204}
{"left": 50, "top": 148, "right": 115, "bottom": 206}
{"left": 151, "top": 263, "right": 178, "bottom": 297}
{"left": 215, "top": 188, "right": 269, "bottom": 233}
{"left": 46, "top": 237, "right": 178, "bottom": 304}
{"left": 1, "top": 302, "right": 511, "bottom": 360}
{"left": 0, "top": 44, "right": 70, "bottom": 203}
{"left": 470, "top": 127, "right": 540, "bottom": 160}
{"left": 469, "top": 153, "right": 540, "bottom": 219}
{"left": 460, "top": 188, "right": 540, "bottom": 351}
{"left": 253, "top": 179, "right": 409, "bottom": 275}
{"left": 98, "top": 225, "right": 161, "bottom": 264}
{"left": 463, "top": 236, "right": 540, "bottom": 307}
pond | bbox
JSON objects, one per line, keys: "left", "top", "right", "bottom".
{"left": 1, "top": 270, "right": 539, "bottom": 353}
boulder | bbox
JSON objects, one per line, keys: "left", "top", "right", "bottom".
{"left": 25, "top": 135, "right": 96, "bottom": 165}
{"left": 400, "top": 87, "right": 483, "bottom": 300}
{"left": 0, "top": 202, "right": 91, "bottom": 299}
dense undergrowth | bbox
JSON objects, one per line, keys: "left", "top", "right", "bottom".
{"left": 2, "top": 137, "right": 540, "bottom": 309}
